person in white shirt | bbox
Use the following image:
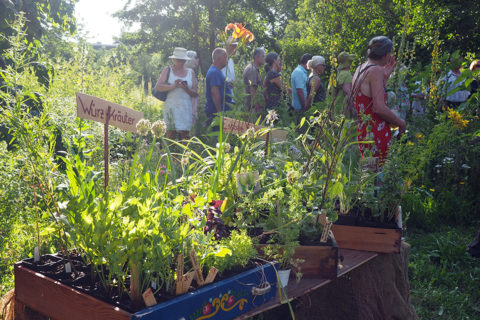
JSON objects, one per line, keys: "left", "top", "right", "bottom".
{"left": 222, "top": 37, "right": 237, "bottom": 91}
{"left": 439, "top": 58, "right": 470, "bottom": 108}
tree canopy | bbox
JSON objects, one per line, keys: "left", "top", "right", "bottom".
{"left": 0, "top": 0, "right": 77, "bottom": 51}
{"left": 115, "top": 0, "right": 297, "bottom": 74}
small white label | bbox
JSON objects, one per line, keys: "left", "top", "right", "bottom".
{"left": 34, "top": 247, "right": 40, "bottom": 262}
{"left": 151, "top": 281, "right": 157, "bottom": 290}
{"left": 396, "top": 206, "right": 403, "bottom": 229}
{"left": 65, "top": 262, "right": 71, "bottom": 273}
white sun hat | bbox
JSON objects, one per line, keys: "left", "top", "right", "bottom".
{"left": 169, "top": 47, "right": 191, "bottom": 60}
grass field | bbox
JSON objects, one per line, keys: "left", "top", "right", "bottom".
{"left": 407, "top": 226, "right": 480, "bottom": 320}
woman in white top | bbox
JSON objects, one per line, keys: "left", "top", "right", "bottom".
{"left": 185, "top": 50, "right": 200, "bottom": 129}
{"left": 155, "top": 47, "right": 198, "bottom": 140}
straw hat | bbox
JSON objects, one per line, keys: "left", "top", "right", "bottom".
{"left": 169, "top": 47, "right": 191, "bottom": 60}
{"left": 337, "top": 52, "right": 355, "bottom": 69}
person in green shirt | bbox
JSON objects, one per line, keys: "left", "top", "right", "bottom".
{"left": 334, "top": 52, "right": 356, "bottom": 117}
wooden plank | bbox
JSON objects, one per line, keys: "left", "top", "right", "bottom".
{"left": 76, "top": 92, "right": 144, "bottom": 133}
{"left": 234, "top": 278, "right": 332, "bottom": 319}
{"left": 223, "top": 117, "right": 287, "bottom": 142}
{"left": 14, "top": 264, "right": 131, "bottom": 320}
{"left": 235, "top": 249, "right": 378, "bottom": 319}
{"left": 332, "top": 224, "right": 402, "bottom": 253}
{"left": 292, "top": 245, "right": 338, "bottom": 279}
{"left": 337, "top": 249, "right": 378, "bottom": 277}
{"left": 255, "top": 244, "right": 338, "bottom": 279}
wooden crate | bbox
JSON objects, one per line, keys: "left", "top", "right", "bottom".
{"left": 331, "top": 224, "right": 401, "bottom": 254}
{"left": 255, "top": 243, "right": 338, "bottom": 279}
{"left": 15, "top": 261, "right": 278, "bottom": 320}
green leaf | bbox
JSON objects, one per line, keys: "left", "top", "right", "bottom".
{"left": 213, "top": 247, "right": 232, "bottom": 258}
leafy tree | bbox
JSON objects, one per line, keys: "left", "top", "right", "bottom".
{"left": 115, "top": 0, "right": 297, "bottom": 75}
{"left": 286, "top": 0, "right": 480, "bottom": 66}
{"left": 0, "top": 0, "right": 77, "bottom": 52}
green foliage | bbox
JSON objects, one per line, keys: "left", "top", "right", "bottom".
{"left": 407, "top": 227, "right": 480, "bottom": 319}
{"left": 393, "top": 109, "right": 480, "bottom": 228}
{"left": 205, "top": 231, "right": 257, "bottom": 274}
{"left": 0, "top": 0, "right": 76, "bottom": 51}
{"left": 286, "top": 0, "right": 480, "bottom": 67}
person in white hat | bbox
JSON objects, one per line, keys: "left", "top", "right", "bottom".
{"left": 185, "top": 50, "right": 200, "bottom": 130}
{"left": 155, "top": 47, "right": 198, "bottom": 140}
{"left": 222, "top": 37, "right": 238, "bottom": 90}
{"left": 306, "top": 55, "right": 326, "bottom": 109}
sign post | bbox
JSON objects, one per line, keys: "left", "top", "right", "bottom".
{"left": 75, "top": 92, "right": 143, "bottom": 189}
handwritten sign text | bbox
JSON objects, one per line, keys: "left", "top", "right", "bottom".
{"left": 76, "top": 92, "right": 143, "bottom": 133}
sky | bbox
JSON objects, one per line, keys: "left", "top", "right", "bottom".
{"left": 74, "top": 0, "right": 131, "bottom": 44}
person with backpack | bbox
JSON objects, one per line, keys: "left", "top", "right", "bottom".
{"left": 154, "top": 47, "right": 198, "bottom": 140}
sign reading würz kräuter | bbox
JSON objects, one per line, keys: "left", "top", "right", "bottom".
{"left": 76, "top": 92, "right": 143, "bottom": 133}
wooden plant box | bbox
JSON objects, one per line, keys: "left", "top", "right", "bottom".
{"left": 255, "top": 243, "right": 338, "bottom": 279}
{"left": 14, "top": 263, "right": 130, "bottom": 320}
{"left": 331, "top": 224, "right": 401, "bottom": 254}
{"left": 15, "top": 261, "right": 278, "bottom": 320}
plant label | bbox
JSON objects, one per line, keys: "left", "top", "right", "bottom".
{"left": 396, "top": 205, "right": 403, "bottom": 229}
{"left": 176, "top": 254, "right": 185, "bottom": 295}
{"left": 189, "top": 249, "right": 204, "bottom": 286}
{"left": 236, "top": 171, "right": 260, "bottom": 195}
{"left": 321, "top": 222, "right": 333, "bottom": 243}
{"left": 34, "top": 247, "right": 40, "bottom": 262}
{"left": 204, "top": 267, "right": 218, "bottom": 284}
{"left": 75, "top": 92, "right": 143, "bottom": 133}
{"left": 182, "top": 271, "right": 195, "bottom": 293}
{"left": 142, "top": 288, "right": 157, "bottom": 307}
{"left": 223, "top": 117, "right": 287, "bottom": 142}
{"left": 65, "top": 262, "right": 71, "bottom": 273}
{"left": 151, "top": 281, "right": 157, "bottom": 290}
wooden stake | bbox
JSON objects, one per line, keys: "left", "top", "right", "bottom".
{"left": 204, "top": 267, "right": 218, "bottom": 284}
{"left": 189, "top": 249, "right": 204, "bottom": 286}
{"left": 142, "top": 288, "right": 157, "bottom": 307}
{"left": 320, "top": 222, "right": 333, "bottom": 243}
{"left": 104, "top": 106, "right": 111, "bottom": 191}
{"left": 182, "top": 271, "right": 195, "bottom": 293}
{"left": 175, "top": 254, "right": 184, "bottom": 295}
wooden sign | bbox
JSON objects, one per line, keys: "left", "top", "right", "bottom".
{"left": 223, "top": 117, "right": 287, "bottom": 142}
{"left": 76, "top": 92, "right": 143, "bottom": 133}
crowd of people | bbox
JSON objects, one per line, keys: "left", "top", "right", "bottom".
{"left": 154, "top": 37, "right": 479, "bottom": 164}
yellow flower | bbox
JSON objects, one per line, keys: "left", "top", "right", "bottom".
{"left": 416, "top": 133, "right": 424, "bottom": 140}
{"left": 460, "top": 181, "right": 465, "bottom": 185}
{"left": 407, "top": 141, "right": 414, "bottom": 146}
{"left": 447, "top": 108, "right": 469, "bottom": 129}
{"left": 429, "top": 188, "right": 435, "bottom": 192}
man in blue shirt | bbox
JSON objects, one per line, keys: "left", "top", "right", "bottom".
{"left": 205, "top": 48, "right": 233, "bottom": 127}
{"left": 291, "top": 53, "right": 313, "bottom": 112}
